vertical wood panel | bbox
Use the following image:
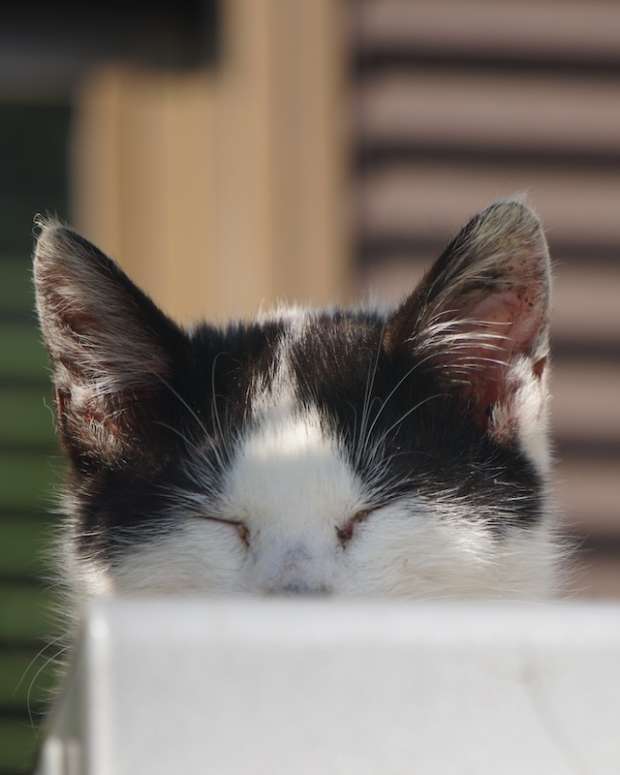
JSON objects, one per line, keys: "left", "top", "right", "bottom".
{"left": 72, "top": 1, "right": 348, "bottom": 326}
{"left": 72, "top": 68, "right": 218, "bottom": 324}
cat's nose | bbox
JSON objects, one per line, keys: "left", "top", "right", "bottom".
{"left": 264, "top": 581, "right": 332, "bottom": 596}
{"left": 257, "top": 544, "right": 333, "bottom": 596}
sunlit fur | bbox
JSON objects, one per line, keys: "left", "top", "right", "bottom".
{"left": 34, "top": 199, "right": 564, "bottom": 625}
{"left": 111, "top": 337, "right": 558, "bottom": 601}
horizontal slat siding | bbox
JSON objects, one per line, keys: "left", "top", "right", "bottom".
{"left": 553, "top": 266, "right": 620, "bottom": 343}
{"left": 552, "top": 364, "right": 620, "bottom": 444}
{"left": 357, "top": 73, "right": 620, "bottom": 157}
{"left": 352, "top": 1, "right": 620, "bottom": 62}
{"left": 358, "top": 164, "right": 620, "bottom": 245}
{"left": 557, "top": 461, "right": 620, "bottom": 535}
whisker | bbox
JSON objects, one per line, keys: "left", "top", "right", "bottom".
{"left": 210, "top": 351, "right": 230, "bottom": 468}
{"left": 361, "top": 349, "right": 441, "bottom": 457}
{"left": 366, "top": 392, "right": 447, "bottom": 464}
{"left": 27, "top": 645, "right": 69, "bottom": 729}
{"left": 355, "top": 323, "right": 386, "bottom": 468}
{"left": 14, "top": 633, "right": 65, "bottom": 696}
{"left": 153, "top": 373, "right": 209, "bottom": 438}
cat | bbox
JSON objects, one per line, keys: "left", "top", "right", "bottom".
{"left": 34, "top": 198, "right": 561, "bottom": 616}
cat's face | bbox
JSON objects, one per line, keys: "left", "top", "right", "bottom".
{"left": 34, "top": 200, "right": 558, "bottom": 605}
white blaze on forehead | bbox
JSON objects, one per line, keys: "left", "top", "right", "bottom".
{"left": 228, "top": 310, "right": 364, "bottom": 535}
{"left": 250, "top": 306, "right": 307, "bottom": 416}
{"left": 217, "top": 309, "right": 366, "bottom": 593}
{"left": 224, "top": 403, "right": 363, "bottom": 594}
{"left": 224, "top": 406, "right": 362, "bottom": 534}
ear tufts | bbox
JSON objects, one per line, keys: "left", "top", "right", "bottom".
{"left": 429, "top": 198, "right": 550, "bottom": 310}
{"left": 33, "top": 221, "right": 189, "bottom": 470}
{"left": 385, "top": 198, "right": 552, "bottom": 456}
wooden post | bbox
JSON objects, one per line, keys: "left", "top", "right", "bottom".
{"left": 72, "top": 1, "right": 348, "bottom": 326}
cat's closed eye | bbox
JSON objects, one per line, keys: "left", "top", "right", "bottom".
{"left": 336, "top": 509, "right": 371, "bottom": 549}
{"left": 203, "top": 516, "right": 250, "bottom": 548}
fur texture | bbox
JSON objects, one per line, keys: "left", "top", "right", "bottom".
{"left": 33, "top": 200, "right": 562, "bottom": 619}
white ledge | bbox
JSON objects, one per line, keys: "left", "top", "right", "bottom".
{"left": 37, "top": 599, "right": 620, "bottom": 774}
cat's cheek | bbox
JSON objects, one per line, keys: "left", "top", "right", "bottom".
{"left": 337, "top": 512, "right": 490, "bottom": 598}
{"left": 109, "top": 520, "right": 249, "bottom": 595}
{"left": 336, "top": 516, "right": 419, "bottom": 597}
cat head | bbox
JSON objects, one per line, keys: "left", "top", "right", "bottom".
{"left": 34, "top": 199, "right": 558, "bottom": 606}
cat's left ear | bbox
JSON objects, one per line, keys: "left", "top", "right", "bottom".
{"left": 385, "top": 199, "right": 551, "bottom": 457}
{"left": 34, "top": 220, "right": 191, "bottom": 472}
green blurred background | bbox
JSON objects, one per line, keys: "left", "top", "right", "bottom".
{"left": 0, "top": 104, "right": 70, "bottom": 774}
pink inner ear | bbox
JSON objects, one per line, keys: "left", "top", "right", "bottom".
{"left": 449, "top": 288, "right": 546, "bottom": 425}
{"left": 472, "top": 289, "right": 544, "bottom": 359}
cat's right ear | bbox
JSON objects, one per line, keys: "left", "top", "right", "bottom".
{"left": 384, "top": 199, "right": 551, "bottom": 459}
{"left": 34, "top": 220, "right": 191, "bottom": 472}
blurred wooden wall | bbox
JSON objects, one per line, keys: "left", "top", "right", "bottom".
{"left": 72, "top": 0, "right": 349, "bottom": 326}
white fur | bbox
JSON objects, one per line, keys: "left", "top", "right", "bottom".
{"left": 491, "top": 356, "right": 551, "bottom": 474}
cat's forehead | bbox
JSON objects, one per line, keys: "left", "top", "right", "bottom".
{"left": 230, "top": 311, "right": 372, "bottom": 503}
{"left": 261, "top": 306, "right": 383, "bottom": 358}
{"left": 187, "top": 305, "right": 427, "bottom": 502}
{"left": 191, "top": 307, "right": 386, "bottom": 420}
{"left": 194, "top": 309, "right": 382, "bottom": 522}
{"left": 271, "top": 308, "right": 387, "bottom": 406}
{"left": 223, "top": 405, "right": 364, "bottom": 527}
